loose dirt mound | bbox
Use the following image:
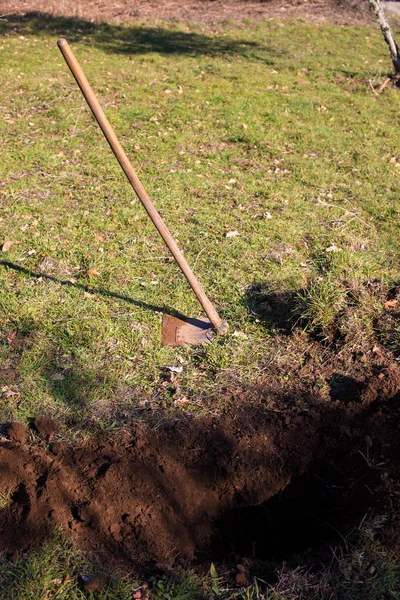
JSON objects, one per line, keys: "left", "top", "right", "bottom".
{"left": 1, "top": 382, "right": 399, "bottom": 572}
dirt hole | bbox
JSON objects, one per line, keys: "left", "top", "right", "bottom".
{"left": 0, "top": 394, "right": 398, "bottom": 573}
{"left": 208, "top": 451, "right": 379, "bottom": 564}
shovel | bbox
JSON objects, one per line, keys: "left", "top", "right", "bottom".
{"left": 57, "top": 39, "right": 228, "bottom": 346}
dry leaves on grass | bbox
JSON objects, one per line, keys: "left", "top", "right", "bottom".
{"left": 133, "top": 583, "right": 149, "bottom": 600}
{"left": 1, "top": 240, "right": 19, "bottom": 252}
{"left": 165, "top": 365, "right": 183, "bottom": 374}
{"left": 325, "top": 244, "right": 341, "bottom": 253}
{"left": 384, "top": 299, "right": 398, "bottom": 308}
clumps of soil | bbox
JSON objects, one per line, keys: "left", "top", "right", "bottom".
{"left": 49, "top": 441, "right": 67, "bottom": 455}
{"left": 81, "top": 574, "right": 110, "bottom": 594}
{"left": 1, "top": 379, "right": 399, "bottom": 574}
{"left": 6, "top": 422, "right": 29, "bottom": 444}
{"left": 2, "top": 416, "right": 57, "bottom": 445}
{"left": 31, "top": 416, "right": 58, "bottom": 441}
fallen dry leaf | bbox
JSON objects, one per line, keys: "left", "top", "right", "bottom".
{"left": 233, "top": 331, "right": 248, "bottom": 339}
{"left": 325, "top": 244, "right": 341, "bottom": 253}
{"left": 165, "top": 365, "right": 183, "bottom": 374}
{"left": 384, "top": 299, "right": 398, "bottom": 308}
{"left": 2, "top": 240, "right": 19, "bottom": 252}
{"left": 87, "top": 268, "right": 100, "bottom": 277}
{"left": 51, "top": 373, "right": 65, "bottom": 381}
{"left": 1, "top": 386, "right": 19, "bottom": 398}
{"left": 174, "top": 396, "right": 189, "bottom": 406}
{"left": 226, "top": 230, "right": 240, "bottom": 238}
{"left": 7, "top": 331, "right": 17, "bottom": 345}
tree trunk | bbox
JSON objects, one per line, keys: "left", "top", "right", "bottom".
{"left": 368, "top": 0, "right": 400, "bottom": 73}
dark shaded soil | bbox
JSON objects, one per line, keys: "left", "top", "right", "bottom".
{"left": 30, "top": 415, "right": 58, "bottom": 441}
{"left": 1, "top": 373, "right": 399, "bottom": 574}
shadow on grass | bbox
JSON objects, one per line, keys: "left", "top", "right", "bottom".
{"left": 0, "top": 306, "right": 119, "bottom": 423}
{"left": 0, "top": 259, "right": 196, "bottom": 323}
{"left": 244, "top": 281, "right": 301, "bottom": 336}
{"left": 1, "top": 258, "right": 210, "bottom": 420}
{"left": 45, "top": 354, "right": 116, "bottom": 422}
{"left": 0, "top": 12, "right": 277, "bottom": 62}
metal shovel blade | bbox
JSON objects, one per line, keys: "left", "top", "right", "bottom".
{"left": 162, "top": 314, "right": 215, "bottom": 346}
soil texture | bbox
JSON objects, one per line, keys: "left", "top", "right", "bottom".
{"left": 1, "top": 375, "right": 399, "bottom": 573}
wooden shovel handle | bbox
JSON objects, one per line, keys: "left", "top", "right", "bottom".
{"left": 57, "top": 38, "right": 228, "bottom": 334}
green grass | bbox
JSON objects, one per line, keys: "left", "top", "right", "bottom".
{"left": 1, "top": 15, "right": 400, "bottom": 428}
{"left": 1, "top": 519, "right": 399, "bottom": 600}
{"left": 0, "top": 532, "right": 136, "bottom": 600}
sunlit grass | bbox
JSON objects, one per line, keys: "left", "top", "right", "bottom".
{"left": 0, "top": 16, "right": 399, "bottom": 427}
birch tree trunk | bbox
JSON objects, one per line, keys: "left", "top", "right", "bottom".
{"left": 368, "top": 0, "right": 400, "bottom": 73}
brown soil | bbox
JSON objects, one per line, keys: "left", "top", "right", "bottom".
{"left": 5, "top": 422, "right": 29, "bottom": 445}
{"left": 0, "top": 0, "right": 371, "bottom": 26}
{"left": 31, "top": 415, "right": 58, "bottom": 441}
{"left": 1, "top": 373, "right": 399, "bottom": 574}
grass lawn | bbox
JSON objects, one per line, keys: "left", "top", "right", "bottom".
{"left": 0, "top": 12, "right": 400, "bottom": 599}
{"left": 1, "top": 15, "right": 399, "bottom": 429}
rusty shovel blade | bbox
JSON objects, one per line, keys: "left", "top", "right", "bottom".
{"left": 162, "top": 314, "right": 215, "bottom": 346}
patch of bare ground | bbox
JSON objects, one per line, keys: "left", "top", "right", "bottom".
{"left": 0, "top": 0, "right": 371, "bottom": 26}
{"left": 1, "top": 364, "right": 399, "bottom": 577}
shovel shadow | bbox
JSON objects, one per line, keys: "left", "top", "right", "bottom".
{"left": 0, "top": 259, "right": 195, "bottom": 323}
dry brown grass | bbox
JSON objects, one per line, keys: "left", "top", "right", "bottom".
{"left": 0, "top": 0, "right": 371, "bottom": 26}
